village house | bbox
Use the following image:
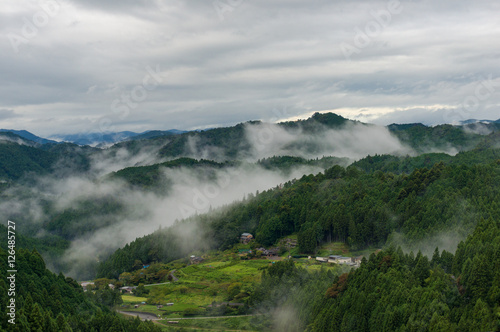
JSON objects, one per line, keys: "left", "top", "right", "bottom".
{"left": 120, "top": 286, "right": 136, "bottom": 294}
{"left": 240, "top": 233, "right": 253, "bottom": 244}
{"left": 316, "top": 255, "right": 356, "bottom": 265}
{"left": 328, "top": 255, "right": 342, "bottom": 263}
{"left": 336, "top": 256, "right": 352, "bottom": 264}
{"left": 256, "top": 247, "right": 279, "bottom": 257}
{"left": 80, "top": 282, "right": 94, "bottom": 291}
{"left": 190, "top": 255, "right": 204, "bottom": 264}
{"left": 280, "top": 238, "right": 298, "bottom": 249}
{"left": 352, "top": 255, "right": 364, "bottom": 265}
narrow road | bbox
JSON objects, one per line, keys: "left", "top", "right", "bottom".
{"left": 144, "top": 282, "right": 171, "bottom": 287}
{"left": 118, "top": 310, "right": 260, "bottom": 322}
{"left": 165, "top": 314, "right": 260, "bottom": 320}
{"left": 117, "top": 311, "right": 160, "bottom": 321}
{"left": 169, "top": 269, "right": 179, "bottom": 282}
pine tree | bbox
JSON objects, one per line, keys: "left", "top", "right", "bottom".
{"left": 414, "top": 254, "right": 430, "bottom": 286}
{"left": 28, "top": 303, "right": 44, "bottom": 332}
{"left": 56, "top": 313, "right": 72, "bottom": 332}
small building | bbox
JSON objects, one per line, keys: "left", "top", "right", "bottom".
{"left": 190, "top": 255, "right": 204, "bottom": 264}
{"left": 280, "top": 238, "right": 298, "bottom": 249}
{"left": 266, "top": 248, "right": 279, "bottom": 257}
{"left": 337, "top": 257, "right": 352, "bottom": 264}
{"left": 80, "top": 281, "right": 94, "bottom": 290}
{"left": 316, "top": 257, "right": 328, "bottom": 262}
{"left": 257, "top": 247, "right": 279, "bottom": 257}
{"left": 326, "top": 255, "right": 352, "bottom": 264}
{"left": 352, "top": 256, "right": 364, "bottom": 263}
{"left": 108, "top": 284, "right": 115, "bottom": 290}
{"left": 166, "top": 303, "right": 174, "bottom": 306}
{"left": 120, "top": 286, "right": 136, "bottom": 294}
{"left": 240, "top": 233, "right": 253, "bottom": 244}
{"left": 157, "top": 305, "right": 163, "bottom": 309}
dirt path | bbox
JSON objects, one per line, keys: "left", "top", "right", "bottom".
{"left": 169, "top": 269, "right": 179, "bottom": 282}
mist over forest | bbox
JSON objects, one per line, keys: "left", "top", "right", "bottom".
{"left": 2, "top": 112, "right": 500, "bottom": 331}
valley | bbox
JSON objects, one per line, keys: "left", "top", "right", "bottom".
{"left": 1, "top": 113, "right": 500, "bottom": 331}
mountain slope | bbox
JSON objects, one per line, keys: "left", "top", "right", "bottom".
{"left": 97, "top": 148, "right": 500, "bottom": 278}
{"left": 308, "top": 217, "right": 500, "bottom": 331}
{"left": 0, "top": 246, "right": 161, "bottom": 331}
{"left": 0, "top": 141, "right": 57, "bottom": 181}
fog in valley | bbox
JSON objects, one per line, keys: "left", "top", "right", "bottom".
{"left": 0, "top": 120, "right": 466, "bottom": 279}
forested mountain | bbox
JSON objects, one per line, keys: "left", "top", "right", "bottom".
{"left": 1, "top": 112, "right": 498, "bottom": 183}
{"left": 0, "top": 247, "right": 161, "bottom": 331}
{"left": 97, "top": 147, "right": 500, "bottom": 279}
{"left": 127, "top": 129, "right": 187, "bottom": 141}
{"left": 306, "top": 216, "right": 500, "bottom": 331}
{"left": 0, "top": 140, "right": 57, "bottom": 181}
{"left": 387, "top": 122, "right": 499, "bottom": 153}
{"left": 2, "top": 113, "right": 498, "bottom": 277}
{"left": 245, "top": 216, "right": 500, "bottom": 331}
{"left": 2, "top": 113, "right": 500, "bottom": 330}
{"left": 109, "top": 157, "right": 233, "bottom": 192}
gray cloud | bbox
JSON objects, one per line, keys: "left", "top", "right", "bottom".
{"left": 0, "top": 109, "right": 19, "bottom": 120}
{"left": 1, "top": 0, "right": 500, "bottom": 135}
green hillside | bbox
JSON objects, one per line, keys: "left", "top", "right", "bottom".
{"left": 0, "top": 247, "right": 161, "bottom": 331}
{"left": 97, "top": 148, "right": 500, "bottom": 279}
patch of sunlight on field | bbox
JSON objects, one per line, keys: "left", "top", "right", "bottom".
{"left": 122, "top": 295, "right": 148, "bottom": 303}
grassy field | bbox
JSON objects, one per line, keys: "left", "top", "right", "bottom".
{"left": 118, "top": 255, "right": 273, "bottom": 318}
{"left": 315, "top": 241, "right": 350, "bottom": 257}
{"left": 116, "top": 239, "right": 374, "bottom": 321}
{"left": 122, "top": 295, "right": 148, "bottom": 303}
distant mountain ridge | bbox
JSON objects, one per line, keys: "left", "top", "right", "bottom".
{"left": 49, "top": 129, "right": 188, "bottom": 146}
{"left": 460, "top": 118, "right": 500, "bottom": 124}
{"left": 0, "top": 129, "right": 57, "bottom": 145}
{"left": 3, "top": 114, "right": 499, "bottom": 146}
{"left": 50, "top": 131, "right": 140, "bottom": 146}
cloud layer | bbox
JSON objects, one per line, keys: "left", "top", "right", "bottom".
{"left": 1, "top": 1, "right": 499, "bottom": 135}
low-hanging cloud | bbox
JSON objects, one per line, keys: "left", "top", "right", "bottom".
{"left": 244, "top": 121, "right": 413, "bottom": 161}
{"left": 1, "top": 139, "right": 333, "bottom": 279}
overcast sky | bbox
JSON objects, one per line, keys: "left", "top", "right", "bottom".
{"left": 1, "top": 0, "right": 499, "bottom": 136}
